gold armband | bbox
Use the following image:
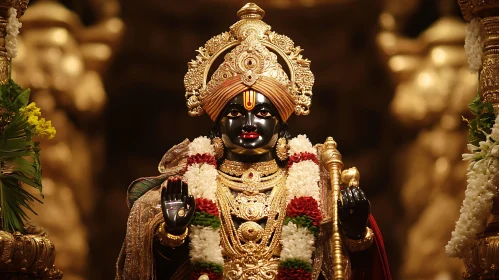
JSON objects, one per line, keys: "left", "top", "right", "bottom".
{"left": 344, "top": 227, "right": 374, "bottom": 252}
{"left": 156, "top": 222, "right": 188, "bottom": 248}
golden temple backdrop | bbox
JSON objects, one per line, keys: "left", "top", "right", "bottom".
{"left": 16, "top": 0, "right": 471, "bottom": 279}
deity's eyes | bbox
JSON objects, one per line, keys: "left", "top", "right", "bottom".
{"left": 255, "top": 109, "right": 272, "bottom": 118}
{"left": 227, "top": 109, "right": 242, "bottom": 118}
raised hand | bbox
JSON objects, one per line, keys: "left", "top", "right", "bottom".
{"left": 338, "top": 187, "right": 370, "bottom": 240}
{"left": 160, "top": 176, "right": 196, "bottom": 235}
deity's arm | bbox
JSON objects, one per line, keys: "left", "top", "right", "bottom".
{"left": 116, "top": 140, "right": 191, "bottom": 280}
{"left": 315, "top": 143, "right": 391, "bottom": 280}
{"left": 153, "top": 228, "right": 191, "bottom": 279}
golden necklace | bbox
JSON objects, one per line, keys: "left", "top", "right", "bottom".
{"left": 219, "top": 159, "right": 280, "bottom": 176}
{"left": 216, "top": 160, "right": 287, "bottom": 280}
{"left": 218, "top": 159, "right": 284, "bottom": 194}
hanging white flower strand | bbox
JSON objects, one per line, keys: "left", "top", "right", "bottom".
{"left": 465, "top": 18, "right": 484, "bottom": 74}
{"left": 446, "top": 114, "right": 499, "bottom": 258}
{"left": 5, "top": 7, "right": 21, "bottom": 58}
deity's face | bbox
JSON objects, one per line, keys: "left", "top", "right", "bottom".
{"left": 218, "top": 91, "right": 281, "bottom": 158}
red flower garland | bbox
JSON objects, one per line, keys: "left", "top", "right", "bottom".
{"left": 287, "top": 152, "right": 318, "bottom": 169}
{"left": 276, "top": 268, "right": 312, "bottom": 279}
{"left": 195, "top": 198, "right": 219, "bottom": 216}
{"left": 286, "top": 196, "right": 322, "bottom": 226}
{"left": 187, "top": 153, "right": 217, "bottom": 167}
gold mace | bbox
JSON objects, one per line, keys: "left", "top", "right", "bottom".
{"left": 321, "top": 137, "right": 346, "bottom": 279}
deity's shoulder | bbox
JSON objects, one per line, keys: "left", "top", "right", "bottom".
{"left": 126, "top": 139, "right": 190, "bottom": 208}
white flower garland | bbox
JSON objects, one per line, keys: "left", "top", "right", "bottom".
{"left": 288, "top": 134, "right": 317, "bottom": 156}
{"left": 5, "top": 7, "right": 21, "bottom": 59}
{"left": 185, "top": 137, "right": 222, "bottom": 267}
{"left": 280, "top": 134, "right": 321, "bottom": 266}
{"left": 280, "top": 222, "right": 316, "bottom": 263}
{"left": 186, "top": 134, "right": 322, "bottom": 273}
{"left": 446, "top": 114, "right": 499, "bottom": 258}
{"left": 465, "top": 18, "right": 483, "bottom": 74}
{"left": 184, "top": 163, "right": 218, "bottom": 201}
{"left": 189, "top": 226, "right": 224, "bottom": 265}
{"left": 188, "top": 136, "right": 215, "bottom": 156}
{"left": 286, "top": 160, "right": 320, "bottom": 205}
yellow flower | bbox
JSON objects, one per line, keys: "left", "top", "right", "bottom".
{"left": 19, "top": 102, "right": 56, "bottom": 139}
{"left": 19, "top": 102, "right": 41, "bottom": 118}
{"left": 35, "top": 118, "right": 56, "bottom": 139}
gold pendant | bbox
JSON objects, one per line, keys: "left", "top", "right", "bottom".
{"left": 238, "top": 221, "right": 264, "bottom": 242}
{"left": 233, "top": 192, "right": 269, "bottom": 221}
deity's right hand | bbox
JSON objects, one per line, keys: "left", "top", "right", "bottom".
{"left": 160, "top": 176, "right": 196, "bottom": 235}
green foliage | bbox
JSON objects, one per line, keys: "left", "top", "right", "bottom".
{"left": 0, "top": 79, "right": 30, "bottom": 113}
{"left": 278, "top": 258, "right": 313, "bottom": 272}
{"left": 192, "top": 262, "right": 223, "bottom": 274}
{"left": 465, "top": 94, "right": 496, "bottom": 146}
{"left": 192, "top": 212, "right": 220, "bottom": 229}
{"left": 284, "top": 215, "right": 319, "bottom": 237}
{"left": 0, "top": 80, "right": 43, "bottom": 233}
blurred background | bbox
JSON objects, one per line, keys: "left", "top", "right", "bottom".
{"left": 15, "top": 0, "right": 475, "bottom": 279}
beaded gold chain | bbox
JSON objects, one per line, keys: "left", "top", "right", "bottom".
{"left": 216, "top": 169, "right": 287, "bottom": 279}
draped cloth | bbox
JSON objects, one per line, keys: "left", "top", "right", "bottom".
{"left": 115, "top": 141, "right": 392, "bottom": 280}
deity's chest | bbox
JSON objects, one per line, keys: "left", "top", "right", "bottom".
{"left": 216, "top": 163, "right": 287, "bottom": 280}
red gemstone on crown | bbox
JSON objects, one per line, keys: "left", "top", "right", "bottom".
{"left": 247, "top": 102, "right": 252, "bottom": 106}
{"left": 249, "top": 172, "right": 253, "bottom": 178}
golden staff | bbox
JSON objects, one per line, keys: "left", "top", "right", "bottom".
{"left": 321, "top": 137, "right": 346, "bottom": 279}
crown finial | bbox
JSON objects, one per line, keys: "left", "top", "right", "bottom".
{"left": 237, "top": 3, "right": 265, "bottom": 20}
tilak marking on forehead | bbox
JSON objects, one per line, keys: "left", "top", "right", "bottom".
{"left": 243, "top": 90, "right": 256, "bottom": 111}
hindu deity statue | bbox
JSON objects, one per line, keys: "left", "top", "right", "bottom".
{"left": 116, "top": 3, "right": 391, "bottom": 280}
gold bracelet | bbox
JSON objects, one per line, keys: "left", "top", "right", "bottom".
{"left": 156, "top": 222, "right": 189, "bottom": 248}
{"left": 344, "top": 227, "right": 374, "bottom": 252}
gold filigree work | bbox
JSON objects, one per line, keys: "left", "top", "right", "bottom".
{"left": 184, "top": 3, "right": 314, "bottom": 118}
{"left": 218, "top": 168, "right": 285, "bottom": 194}
{"left": 217, "top": 169, "right": 287, "bottom": 280}
{"left": 0, "top": 231, "right": 63, "bottom": 279}
{"left": 219, "top": 159, "right": 280, "bottom": 176}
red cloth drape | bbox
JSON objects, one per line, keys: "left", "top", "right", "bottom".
{"left": 351, "top": 214, "right": 392, "bottom": 280}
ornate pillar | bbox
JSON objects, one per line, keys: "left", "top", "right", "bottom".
{"left": 0, "top": 0, "right": 62, "bottom": 279}
{"left": 459, "top": 1, "right": 499, "bottom": 279}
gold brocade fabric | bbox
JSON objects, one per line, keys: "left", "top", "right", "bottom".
{"left": 116, "top": 142, "right": 352, "bottom": 280}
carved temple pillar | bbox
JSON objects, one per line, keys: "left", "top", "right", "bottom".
{"left": 0, "top": 0, "right": 62, "bottom": 279}
{"left": 459, "top": 1, "right": 499, "bottom": 279}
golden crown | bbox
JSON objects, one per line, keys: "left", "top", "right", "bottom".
{"left": 184, "top": 3, "right": 314, "bottom": 119}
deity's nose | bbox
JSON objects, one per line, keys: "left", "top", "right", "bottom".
{"left": 242, "top": 114, "right": 257, "bottom": 132}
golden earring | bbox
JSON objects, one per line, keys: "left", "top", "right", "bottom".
{"left": 276, "top": 137, "right": 288, "bottom": 161}
{"left": 212, "top": 137, "right": 224, "bottom": 160}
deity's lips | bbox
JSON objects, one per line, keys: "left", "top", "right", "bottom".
{"left": 240, "top": 132, "right": 260, "bottom": 139}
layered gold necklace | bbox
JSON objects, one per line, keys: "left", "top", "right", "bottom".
{"left": 217, "top": 159, "right": 287, "bottom": 279}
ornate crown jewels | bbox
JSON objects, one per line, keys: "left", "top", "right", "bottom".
{"left": 184, "top": 3, "right": 314, "bottom": 121}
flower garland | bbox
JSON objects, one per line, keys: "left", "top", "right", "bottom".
{"left": 184, "top": 135, "right": 322, "bottom": 279}
{"left": 446, "top": 114, "right": 499, "bottom": 258}
{"left": 277, "top": 135, "right": 322, "bottom": 279}
{"left": 183, "top": 137, "right": 223, "bottom": 280}
{"left": 465, "top": 18, "right": 483, "bottom": 74}
{"left": 6, "top": 7, "right": 21, "bottom": 58}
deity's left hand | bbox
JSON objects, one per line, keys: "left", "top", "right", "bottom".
{"left": 338, "top": 187, "right": 371, "bottom": 239}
